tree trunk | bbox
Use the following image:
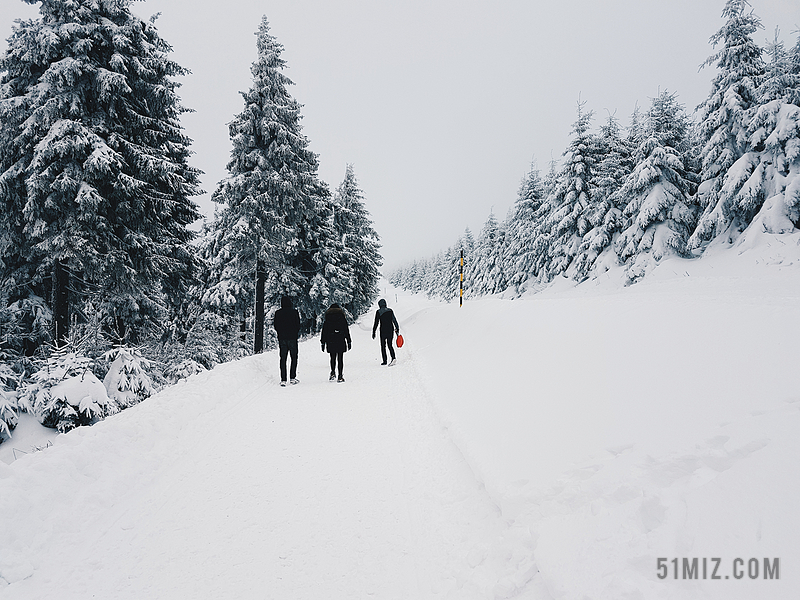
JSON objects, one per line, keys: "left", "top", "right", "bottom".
{"left": 253, "top": 258, "right": 266, "bottom": 353}
{"left": 53, "top": 259, "right": 69, "bottom": 347}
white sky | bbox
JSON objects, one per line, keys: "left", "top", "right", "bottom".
{"left": 2, "top": 0, "right": 799, "bottom": 270}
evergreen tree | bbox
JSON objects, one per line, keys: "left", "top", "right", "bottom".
{"left": 504, "top": 162, "right": 547, "bottom": 289}
{"left": 689, "top": 0, "right": 765, "bottom": 249}
{"left": 732, "top": 31, "right": 800, "bottom": 236}
{"left": 627, "top": 103, "right": 646, "bottom": 150}
{"left": 204, "top": 16, "right": 334, "bottom": 341}
{"left": 543, "top": 100, "right": 600, "bottom": 279}
{"left": 426, "top": 247, "right": 459, "bottom": 301}
{"left": 571, "top": 113, "right": 635, "bottom": 280}
{"left": 789, "top": 31, "right": 800, "bottom": 106}
{"left": 615, "top": 91, "right": 696, "bottom": 281}
{"left": 0, "top": 0, "right": 202, "bottom": 346}
{"left": 409, "top": 257, "right": 431, "bottom": 294}
{"left": 421, "top": 252, "right": 443, "bottom": 300}
{"left": 461, "top": 227, "right": 475, "bottom": 266}
{"left": 329, "top": 164, "right": 382, "bottom": 318}
{"left": 759, "top": 29, "right": 794, "bottom": 104}
{"left": 527, "top": 157, "right": 560, "bottom": 279}
{"left": 469, "top": 213, "right": 507, "bottom": 295}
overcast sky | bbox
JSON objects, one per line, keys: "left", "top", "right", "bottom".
{"left": 2, "top": 0, "right": 799, "bottom": 270}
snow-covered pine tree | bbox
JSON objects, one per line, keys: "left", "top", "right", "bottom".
{"left": 689, "top": 0, "right": 765, "bottom": 249}
{"left": 329, "top": 164, "right": 382, "bottom": 318}
{"left": 614, "top": 91, "right": 697, "bottom": 282}
{"left": 402, "top": 260, "right": 420, "bottom": 293}
{"left": 205, "top": 16, "right": 337, "bottom": 343}
{"left": 0, "top": 0, "right": 202, "bottom": 346}
{"left": 417, "top": 253, "right": 438, "bottom": 299}
{"left": 526, "top": 157, "right": 561, "bottom": 280}
{"left": 789, "top": 31, "right": 800, "bottom": 106}
{"left": 427, "top": 247, "right": 460, "bottom": 301}
{"left": 402, "top": 258, "right": 430, "bottom": 294}
{"left": 732, "top": 31, "right": 800, "bottom": 237}
{"left": 543, "top": 100, "right": 601, "bottom": 279}
{"left": 759, "top": 29, "right": 795, "bottom": 105}
{"left": 461, "top": 227, "right": 475, "bottom": 272}
{"left": 281, "top": 178, "right": 340, "bottom": 330}
{"left": 17, "top": 349, "right": 109, "bottom": 433}
{"left": 469, "top": 212, "right": 508, "bottom": 296}
{"left": 570, "top": 113, "right": 635, "bottom": 281}
{"left": 102, "top": 346, "right": 156, "bottom": 412}
{"left": 504, "top": 162, "right": 547, "bottom": 290}
{"left": 627, "top": 103, "right": 646, "bottom": 150}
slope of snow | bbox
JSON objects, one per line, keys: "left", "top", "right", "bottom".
{"left": 1, "top": 233, "right": 799, "bottom": 599}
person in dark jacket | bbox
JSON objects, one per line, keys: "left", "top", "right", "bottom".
{"left": 273, "top": 296, "right": 301, "bottom": 386}
{"left": 320, "top": 303, "right": 351, "bottom": 383}
{"left": 372, "top": 298, "right": 400, "bottom": 366}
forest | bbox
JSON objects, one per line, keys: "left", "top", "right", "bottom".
{"left": 0, "top": 5, "right": 381, "bottom": 436}
{"left": 391, "top": 1, "right": 800, "bottom": 299}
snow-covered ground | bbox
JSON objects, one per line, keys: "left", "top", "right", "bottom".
{"left": 1, "top": 233, "right": 799, "bottom": 599}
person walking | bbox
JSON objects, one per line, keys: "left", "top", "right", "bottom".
{"left": 273, "top": 295, "right": 300, "bottom": 387}
{"left": 372, "top": 298, "right": 400, "bottom": 366}
{"left": 320, "top": 303, "right": 351, "bottom": 383}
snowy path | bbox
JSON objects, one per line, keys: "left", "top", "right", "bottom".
{"left": 4, "top": 244, "right": 800, "bottom": 599}
{"left": 0, "top": 320, "right": 536, "bottom": 599}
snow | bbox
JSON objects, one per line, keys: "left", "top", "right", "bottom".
{"left": 1, "top": 235, "right": 800, "bottom": 599}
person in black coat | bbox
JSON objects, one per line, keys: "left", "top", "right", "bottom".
{"left": 273, "top": 295, "right": 301, "bottom": 386}
{"left": 320, "top": 303, "right": 351, "bottom": 383}
{"left": 372, "top": 298, "right": 400, "bottom": 365}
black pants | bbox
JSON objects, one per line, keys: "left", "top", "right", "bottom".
{"left": 329, "top": 351, "right": 343, "bottom": 377}
{"left": 380, "top": 332, "right": 396, "bottom": 363}
{"left": 279, "top": 339, "right": 298, "bottom": 381}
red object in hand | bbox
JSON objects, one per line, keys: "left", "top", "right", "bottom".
{"left": 396, "top": 334, "right": 404, "bottom": 348}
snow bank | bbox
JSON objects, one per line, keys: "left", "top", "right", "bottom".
{"left": 405, "top": 232, "right": 800, "bottom": 599}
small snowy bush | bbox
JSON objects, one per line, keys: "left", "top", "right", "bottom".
{"left": 163, "top": 359, "right": 206, "bottom": 384}
{"left": 17, "top": 351, "right": 110, "bottom": 433}
{"left": 102, "top": 347, "right": 157, "bottom": 411}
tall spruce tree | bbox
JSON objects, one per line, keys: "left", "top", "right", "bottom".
{"left": 731, "top": 30, "right": 800, "bottom": 237}
{"left": 203, "top": 16, "right": 334, "bottom": 346}
{"left": 329, "top": 164, "right": 382, "bottom": 317}
{"left": 0, "top": 0, "right": 202, "bottom": 346}
{"left": 543, "top": 100, "right": 600, "bottom": 279}
{"left": 504, "top": 162, "right": 547, "bottom": 289}
{"left": 528, "top": 157, "right": 560, "bottom": 279}
{"left": 571, "top": 113, "right": 634, "bottom": 281}
{"left": 615, "top": 91, "right": 696, "bottom": 282}
{"left": 689, "top": 0, "right": 765, "bottom": 249}
{"left": 790, "top": 31, "right": 800, "bottom": 106}
{"left": 469, "top": 212, "right": 507, "bottom": 295}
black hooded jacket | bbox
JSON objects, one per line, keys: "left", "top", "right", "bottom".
{"left": 321, "top": 304, "right": 351, "bottom": 354}
{"left": 372, "top": 299, "right": 399, "bottom": 337}
{"left": 273, "top": 296, "right": 300, "bottom": 341}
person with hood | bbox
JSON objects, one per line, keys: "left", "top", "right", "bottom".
{"left": 273, "top": 295, "right": 301, "bottom": 386}
{"left": 320, "top": 303, "right": 351, "bottom": 383}
{"left": 372, "top": 298, "right": 400, "bottom": 366}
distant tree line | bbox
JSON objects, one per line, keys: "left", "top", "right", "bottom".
{"left": 391, "top": 0, "right": 800, "bottom": 298}
{"left": 0, "top": 2, "right": 381, "bottom": 436}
